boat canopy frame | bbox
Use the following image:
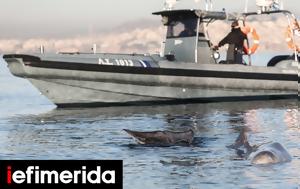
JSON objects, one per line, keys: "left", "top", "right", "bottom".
{"left": 240, "top": 10, "right": 299, "bottom": 62}
{"left": 152, "top": 9, "right": 228, "bottom": 22}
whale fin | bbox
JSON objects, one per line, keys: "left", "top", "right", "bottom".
{"left": 227, "top": 131, "right": 252, "bottom": 150}
{"left": 228, "top": 130, "right": 255, "bottom": 158}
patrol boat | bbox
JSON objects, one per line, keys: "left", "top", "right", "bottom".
{"left": 3, "top": 2, "right": 299, "bottom": 107}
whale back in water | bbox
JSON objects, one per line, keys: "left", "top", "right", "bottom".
{"left": 124, "top": 129, "right": 194, "bottom": 146}
{"left": 250, "top": 142, "right": 292, "bottom": 165}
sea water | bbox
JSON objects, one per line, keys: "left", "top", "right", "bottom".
{"left": 0, "top": 55, "right": 299, "bottom": 189}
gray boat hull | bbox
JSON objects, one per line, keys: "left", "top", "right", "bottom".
{"left": 3, "top": 54, "right": 298, "bottom": 107}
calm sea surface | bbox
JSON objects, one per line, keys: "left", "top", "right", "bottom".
{"left": 0, "top": 56, "right": 299, "bottom": 189}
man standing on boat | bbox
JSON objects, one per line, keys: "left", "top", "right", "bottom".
{"left": 214, "top": 21, "right": 247, "bottom": 64}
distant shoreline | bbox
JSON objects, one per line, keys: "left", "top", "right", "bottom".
{"left": 0, "top": 17, "right": 297, "bottom": 54}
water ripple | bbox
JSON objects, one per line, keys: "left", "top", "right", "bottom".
{"left": 0, "top": 99, "right": 299, "bottom": 188}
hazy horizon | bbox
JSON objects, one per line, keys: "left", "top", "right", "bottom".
{"left": 0, "top": 0, "right": 299, "bottom": 54}
{"left": 0, "top": 0, "right": 298, "bottom": 38}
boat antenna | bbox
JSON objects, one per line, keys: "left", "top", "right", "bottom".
{"left": 40, "top": 45, "right": 45, "bottom": 54}
{"left": 204, "top": 0, "right": 213, "bottom": 11}
{"left": 280, "top": 0, "right": 284, "bottom": 10}
{"left": 194, "top": 0, "right": 201, "bottom": 9}
{"left": 244, "top": 0, "right": 249, "bottom": 13}
{"left": 92, "top": 44, "right": 97, "bottom": 54}
{"left": 164, "top": 0, "right": 179, "bottom": 10}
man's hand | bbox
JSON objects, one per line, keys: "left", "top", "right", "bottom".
{"left": 213, "top": 45, "right": 219, "bottom": 51}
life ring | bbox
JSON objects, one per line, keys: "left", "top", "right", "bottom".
{"left": 285, "top": 21, "right": 300, "bottom": 52}
{"left": 241, "top": 26, "right": 260, "bottom": 55}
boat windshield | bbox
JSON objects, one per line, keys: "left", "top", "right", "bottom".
{"left": 166, "top": 18, "right": 197, "bottom": 38}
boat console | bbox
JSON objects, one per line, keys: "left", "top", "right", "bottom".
{"left": 153, "top": 10, "right": 227, "bottom": 64}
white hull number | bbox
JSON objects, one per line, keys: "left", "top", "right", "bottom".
{"left": 98, "top": 58, "right": 134, "bottom": 67}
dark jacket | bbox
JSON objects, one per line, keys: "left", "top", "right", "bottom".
{"left": 218, "top": 27, "right": 247, "bottom": 50}
{"left": 218, "top": 27, "right": 247, "bottom": 64}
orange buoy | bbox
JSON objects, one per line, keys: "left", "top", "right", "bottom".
{"left": 241, "top": 26, "right": 260, "bottom": 55}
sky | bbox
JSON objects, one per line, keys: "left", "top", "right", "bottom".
{"left": 0, "top": 0, "right": 299, "bottom": 39}
{"left": 0, "top": 0, "right": 298, "bottom": 54}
